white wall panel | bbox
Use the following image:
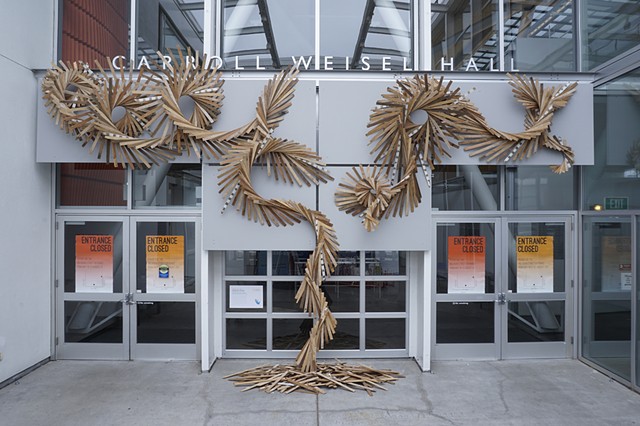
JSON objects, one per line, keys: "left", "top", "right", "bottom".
{"left": 202, "top": 164, "right": 317, "bottom": 250}
{"left": 319, "top": 167, "right": 432, "bottom": 251}
{"left": 0, "top": 57, "right": 52, "bottom": 383}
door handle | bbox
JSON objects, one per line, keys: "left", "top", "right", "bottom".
{"left": 122, "top": 293, "right": 135, "bottom": 305}
{"left": 496, "top": 293, "right": 506, "bottom": 305}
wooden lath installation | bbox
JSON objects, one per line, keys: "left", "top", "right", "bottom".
{"left": 42, "top": 50, "right": 226, "bottom": 167}
{"left": 44, "top": 57, "right": 576, "bottom": 393}
{"left": 336, "top": 73, "right": 577, "bottom": 231}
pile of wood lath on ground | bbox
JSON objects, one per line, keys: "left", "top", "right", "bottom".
{"left": 224, "top": 362, "right": 404, "bottom": 395}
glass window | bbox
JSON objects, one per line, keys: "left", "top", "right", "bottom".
{"left": 321, "top": 0, "right": 412, "bottom": 71}
{"left": 365, "top": 281, "right": 406, "bottom": 312}
{"left": 225, "top": 251, "right": 267, "bottom": 275}
{"left": 506, "top": 166, "right": 576, "bottom": 210}
{"left": 64, "top": 301, "right": 123, "bottom": 343}
{"left": 132, "top": 164, "right": 201, "bottom": 209}
{"left": 226, "top": 319, "right": 266, "bottom": 349}
{"left": 135, "top": 222, "right": 196, "bottom": 293}
{"left": 273, "top": 281, "right": 301, "bottom": 312}
{"left": 584, "top": 68, "right": 640, "bottom": 210}
{"left": 334, "top": 251, "right": 360, "bottom": 276}
{"left": 273, "top": 319, "right": 309, "bottom": 350}
{"left": 322, "top": 282, "right": 360, "bottom": 312}
{"left": 365, "top": 251, "right": 406, "bottom": 275}
{"left": 272, "top": 251, "right": 311, "bottom": 275}
{"left": 366, "top": 319, "right": 405, "bottom": 349}
{"left": 508, "top": 301, "right": 565, "bottom": 343}
{"left": 137, "top": 0, "right": 204, "bottom": 61}
{"left": 432, "top": 165, "right": 499, "bottom": 211}
{"left": 431, "top": 0, "right": 499, "bottom": 71}
{"left": 505, "top": 0, "right": 575, "bottom": 72}
{"left": 582, "top": 218, "right": 631, "bottom": 381}
{"left": 582, "top": 0, "right": 640, "bottom": 70}
{"left": 323, "top": 318, "right": 359, "bottom": 350}
{"left": 58, "top": 164, "right": 127, "bottom": 208}
{"left": 136, "top": 302, "right": 195, "bottom": 343}
{"left": 60, "top": 0, "right": 131, "bottom": 66}
{"left": 436, "top": 302, "right": 495, "bottom": 343}
{"left": 222, "top": 0, "right": 314, "bottom": 69}
{"left": 222, "top": 0, "right": 411, "bottom": 70}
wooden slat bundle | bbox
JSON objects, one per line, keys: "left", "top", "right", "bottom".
{"left": 224, "top": 362, "right": 404, "bottom": 396}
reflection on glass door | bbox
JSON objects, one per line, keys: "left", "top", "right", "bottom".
{"left": 583, "top": 217, "right": 632, "bottom": 381}
{"left": 434, "top": 217, "right": 572, "bottom": 360}
{"left": 57, "top": 217, "right": 198, "bottom": 360}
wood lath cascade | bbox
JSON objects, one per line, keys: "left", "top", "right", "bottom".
{"left": 335, "top": 73, "right": 577, "bottom": 232}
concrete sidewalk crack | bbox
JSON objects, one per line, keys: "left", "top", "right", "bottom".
{"left": 416, "top": 376, "right": 456, "bottom": 425}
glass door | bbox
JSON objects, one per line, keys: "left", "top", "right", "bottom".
{"left": 130, "top": 218, "right": 198, "bottom": 360}
{"left": 434, "top": 219, "right": 500, "bottom": 359}
{"left": 434, "top": 216, "right": 573, "bottom": 360}
{"left": 582, "top": 216, "right": 632, "bottom": 381}
{"left": 502, "top": 217, "right": 572, "bottom": 358}
{"left": 56, "top": 216, "right": 198, "bottom": 360}
{"left": 56, "top": 217, "right": 129, "bottom": 359}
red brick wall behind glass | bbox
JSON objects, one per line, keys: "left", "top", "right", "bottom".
{"left": 61, "top": 0, "right": 130, "bottom": 66}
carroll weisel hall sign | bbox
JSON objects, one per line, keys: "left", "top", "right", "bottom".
{"left": 41, "top": 51, "right": 588, "bottom": 394}
{"left": 111, "top": 54, "right": 520, "bottom": 72}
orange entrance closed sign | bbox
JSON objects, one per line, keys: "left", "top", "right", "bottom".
{"left": 447, "top": 236, "right": 486, "bottom": 294}
{"left": 75, "top": 235, "right": 114, "bottom": 293}
{"left": 145, "top": 235, "right": 185, "bottom": 293}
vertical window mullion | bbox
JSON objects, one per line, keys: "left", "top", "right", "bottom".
{"left": 204, "top": 0, "right": 215, "bottom": 58}
{"left": 498, "top": 0, "right": 505, "bottom": 71}
{"left": 266, "top": 251, "right": 273, "bottom": 351}
{"left": 130, "top": 0, "right": 137, "bottom": 62}
{"left": 360, "top": 250, "right": 366, "bottom": 352}
{"left": 314, "top": 0, "right": 320, "bottom": 70}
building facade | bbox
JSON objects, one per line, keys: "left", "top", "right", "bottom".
{"left": 2, "top": 0, "right": 640, "bottom": 395}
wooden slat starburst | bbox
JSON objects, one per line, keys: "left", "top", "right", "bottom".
{"left": 42, "top": 50, "right": 225, "bottom": 167}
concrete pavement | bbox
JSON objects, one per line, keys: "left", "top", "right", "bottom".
{"left": 1, "top": 359, "right": 640, "bottom": 425}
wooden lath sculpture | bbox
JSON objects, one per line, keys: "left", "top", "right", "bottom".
{"left": 458, "top": 74, "right": 577, "bottom": 174}
{"left": 43, "top": 57, "right": 402, "bottom": 394}
{"left": 212, "top": 68, "right": 402, "bottom": 392}
{"left": 42, "top": 50, "right": 226, "bottom": 167}
{"left": 336, "top": 74, "right": 577, "bottom": 231}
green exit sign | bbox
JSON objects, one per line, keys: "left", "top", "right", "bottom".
{"left": 604, "top": 197, "right": 629, "bottom": 210}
